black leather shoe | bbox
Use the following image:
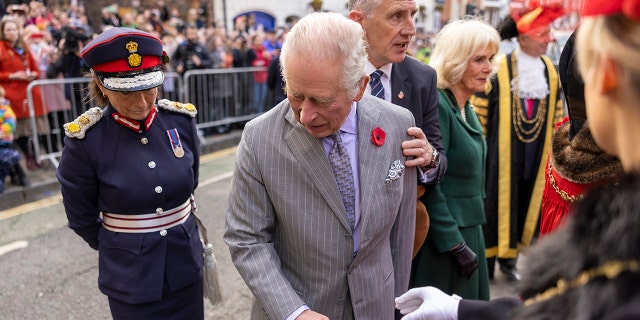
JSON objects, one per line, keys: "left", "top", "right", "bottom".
{"left": 500, "top": 267, "right": 521, "bottom": 282}
{"left": 10, "top": 165, "right": 30, "bottom": 187}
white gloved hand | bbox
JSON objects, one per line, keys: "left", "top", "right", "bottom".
{"left": 395, "top": 286, "right": 461, "bottom": 320}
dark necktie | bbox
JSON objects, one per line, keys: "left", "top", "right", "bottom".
{"left": 369, "top": 70, "right": 385, "bottom": 100}
{"left": 328, "top": 132, "right": 356, "bottom": 232}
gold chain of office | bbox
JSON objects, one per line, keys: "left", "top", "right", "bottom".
{"left": 547, "top": 162, "right": 584, "bottom": 202}
{"left": 511, "top": 53, "right": 548, "bottom": 143}
{"left": 524, "top": 259, "right": 640, "bottom": 306}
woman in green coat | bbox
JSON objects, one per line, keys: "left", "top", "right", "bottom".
{"left": 410, "top": 17, "right": 500, "bottom": 300}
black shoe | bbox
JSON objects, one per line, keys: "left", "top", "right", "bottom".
{"left": 10, "top": 164, "right": 30, "bottom": 187}
{"left": 500, "top": 267, "right": 521, "bottom": 282}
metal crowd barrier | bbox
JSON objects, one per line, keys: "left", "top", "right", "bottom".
{"left": 25, "top": 67, "right": 270, "bottom": 167}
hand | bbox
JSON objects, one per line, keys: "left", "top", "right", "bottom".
{"left": 395, "top": 287, "right": 461, "bottom": 320}
{"left": 295, "top": 309, "right": 329, "bottom": 320}
{"left": 402, "top": 127, "right": 433, "bottom": 168}
{"left": 10, "top": 71, "right": 30, "bottom": 81}
{"left": 450, "top": 242, "right": 478, "bottom": 278}
{"left": 191, "top": 55, "right": 201, "bottom": 66}
{"left": 26, "top": 71, "right": 37, "bottom": 81}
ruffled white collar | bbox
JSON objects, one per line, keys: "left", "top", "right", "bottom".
{"left": 511, "top": 47, "right": 549, "bottom": 99}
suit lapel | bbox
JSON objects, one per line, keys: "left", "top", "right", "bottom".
{"left": 355, "top": 96, "right": 385, "bottom": 237}
{"left": 390, "top": 59, "right": 413, "bottom": 108}
{"left": 284, "top": 109, "right": 352, "bottom": 232}
{"left": 440, "top": 89, "right": 484, "bottom": 136}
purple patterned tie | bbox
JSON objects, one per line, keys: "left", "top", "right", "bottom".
{"left": 369, "top": 69, "right": 385, "bottom": 99}
{"left": 328, "top": 132, "right": 356, "bottom": 232}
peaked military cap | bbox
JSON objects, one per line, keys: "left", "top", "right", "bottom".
{"left": 81, "top": 27, "right": 167, "bottom": 92}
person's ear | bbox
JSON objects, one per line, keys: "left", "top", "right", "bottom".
{"left": 95, "top": 79, "right": 108, "bottom": 97}
{"left": 354, "top": 75, "right": 369, "bottom": 102}
{"left": 349, "top": 10, "right": 364, "bottom": 25}
{"left": 599, "top": 55, "right": 619, "bottom": 94}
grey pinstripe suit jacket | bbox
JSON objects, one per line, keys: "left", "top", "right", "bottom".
{"left": 224, "top": 95, "right": 417, "bottom": 320}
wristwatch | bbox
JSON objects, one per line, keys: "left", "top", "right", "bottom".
{"left": 429, "top": 147, "right": 440, "bottom": 169}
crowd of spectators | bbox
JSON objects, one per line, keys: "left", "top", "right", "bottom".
{"left": 0, "top": 0, "right": 290, "bottom": 177}
{"left": 0, "top": 0, "right": 444, "bottom": 192}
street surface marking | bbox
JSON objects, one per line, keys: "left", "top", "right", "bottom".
{"left": 201, "top": 146, "right": 236, "bottom": 162}
{"left": 0, "top": 240, "right": 28, "bottom": 256}
{"left": 0, "top": 195, "right": 62, "bottom": 220}
{"left": 200, "top": 171, "right": 234, "bottom": 187}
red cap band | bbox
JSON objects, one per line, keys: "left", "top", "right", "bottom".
{"left": 92, "top": 56, "right": 161, "bottom": 73}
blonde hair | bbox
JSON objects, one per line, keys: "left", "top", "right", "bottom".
{"left": 429, "top": 17, "right": 500, "bottom": 89}
{"left": 577, "top": 14, "right": 640, "bottom": 93}
{"left": 87, "top": 72, "right": 109, "bottom": 106}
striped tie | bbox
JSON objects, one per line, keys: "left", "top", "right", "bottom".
{"left": 369, "top": 70, "right": 385, "bottom": 100}
{"left": 328, "top": 132, "right": 356, "bottom": 232}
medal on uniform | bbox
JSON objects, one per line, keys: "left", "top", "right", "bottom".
{"left": 167, "top": 128, "right": 184, "bottom": 158}
{"left": 174, "top": 146, "right": 184, "bottom": 158}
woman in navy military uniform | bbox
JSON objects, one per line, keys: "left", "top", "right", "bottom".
{"left": 56, "top": 28, "right": 204, "bottom": 319}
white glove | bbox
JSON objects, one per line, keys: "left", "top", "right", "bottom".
{"left": 395, "top": 287, "right": 461, "bottom": 320}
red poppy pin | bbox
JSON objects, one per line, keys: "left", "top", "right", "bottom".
{"left": 371, "top": 127, "right": 386, "bottom": 147}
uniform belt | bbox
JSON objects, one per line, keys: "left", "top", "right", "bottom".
{"left": 102, "top": 198, "right": 192, "bottom": 233}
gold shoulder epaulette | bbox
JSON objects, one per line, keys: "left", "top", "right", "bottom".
{"left": 64, "top": 107, "right": 104, "bottom": 139}
{"left": 157, "top": 99, "right": 197, "bottom": 118}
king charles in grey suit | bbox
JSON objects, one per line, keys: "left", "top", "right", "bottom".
{"left": 224, "top": 12, "right": 417, "bottom": 320}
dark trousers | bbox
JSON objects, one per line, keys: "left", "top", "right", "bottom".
{"left": 487, "top": 257, "right": 518, "bottom": 277}
{"left": 108, "top": 278, "right": 204, "bottom": 320}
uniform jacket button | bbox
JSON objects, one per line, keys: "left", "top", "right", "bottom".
{"left": 160, "top": 229, "right": 167, "bottom": 236}
{"left": 155, "top": 186, "right": 163, "bottom": 193}
{"left": 148, "top": 161, "right": 156, "bottom": 169}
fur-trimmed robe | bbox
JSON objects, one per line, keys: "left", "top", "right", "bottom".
{"left": 515, "top": 173, "right": 640, "bottom": 319}
{"left": 458, "top": 174, "right": 640, "bottom": 320}
{"left": 539, "top": 117, "right": 622, "bottom": 236}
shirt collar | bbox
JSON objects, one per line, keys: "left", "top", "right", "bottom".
{"left": 110, "top": 106, "right": 157, "bottom": 132}
{"left": 365, "top": 61, "right": 393, "bottom": 80}
{"left": 322, "top": 101, "right": 357, "bottom": 143}
{"left": 340, "top": 101, "right": 358, "bottom": 135}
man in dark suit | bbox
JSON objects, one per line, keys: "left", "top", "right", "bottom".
{"left": 348, "top": 0, "right": 446, "bottom": 180}
{"left": 348, "top": 0, "right": 447, "bottom": 263}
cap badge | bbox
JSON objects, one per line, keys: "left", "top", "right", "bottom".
{"left": 126, "top": 41, "right": 142, "bottom": 68}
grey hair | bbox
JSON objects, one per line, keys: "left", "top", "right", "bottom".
{"left": 348, "top": 0, "right": 381, "bottom": 16}
{"left": 429, "top": 16, "right": 501, "bottom": 89}
{"left": 280, "top": 12, "right": 367, "bottom": 99}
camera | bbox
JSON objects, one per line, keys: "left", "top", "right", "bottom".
{"left": 62, "top": 27, "right": 90, "bottom": 52}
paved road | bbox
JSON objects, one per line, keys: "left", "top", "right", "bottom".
{"left": 0, "top": 147, "right": 519, "bottom": 319}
